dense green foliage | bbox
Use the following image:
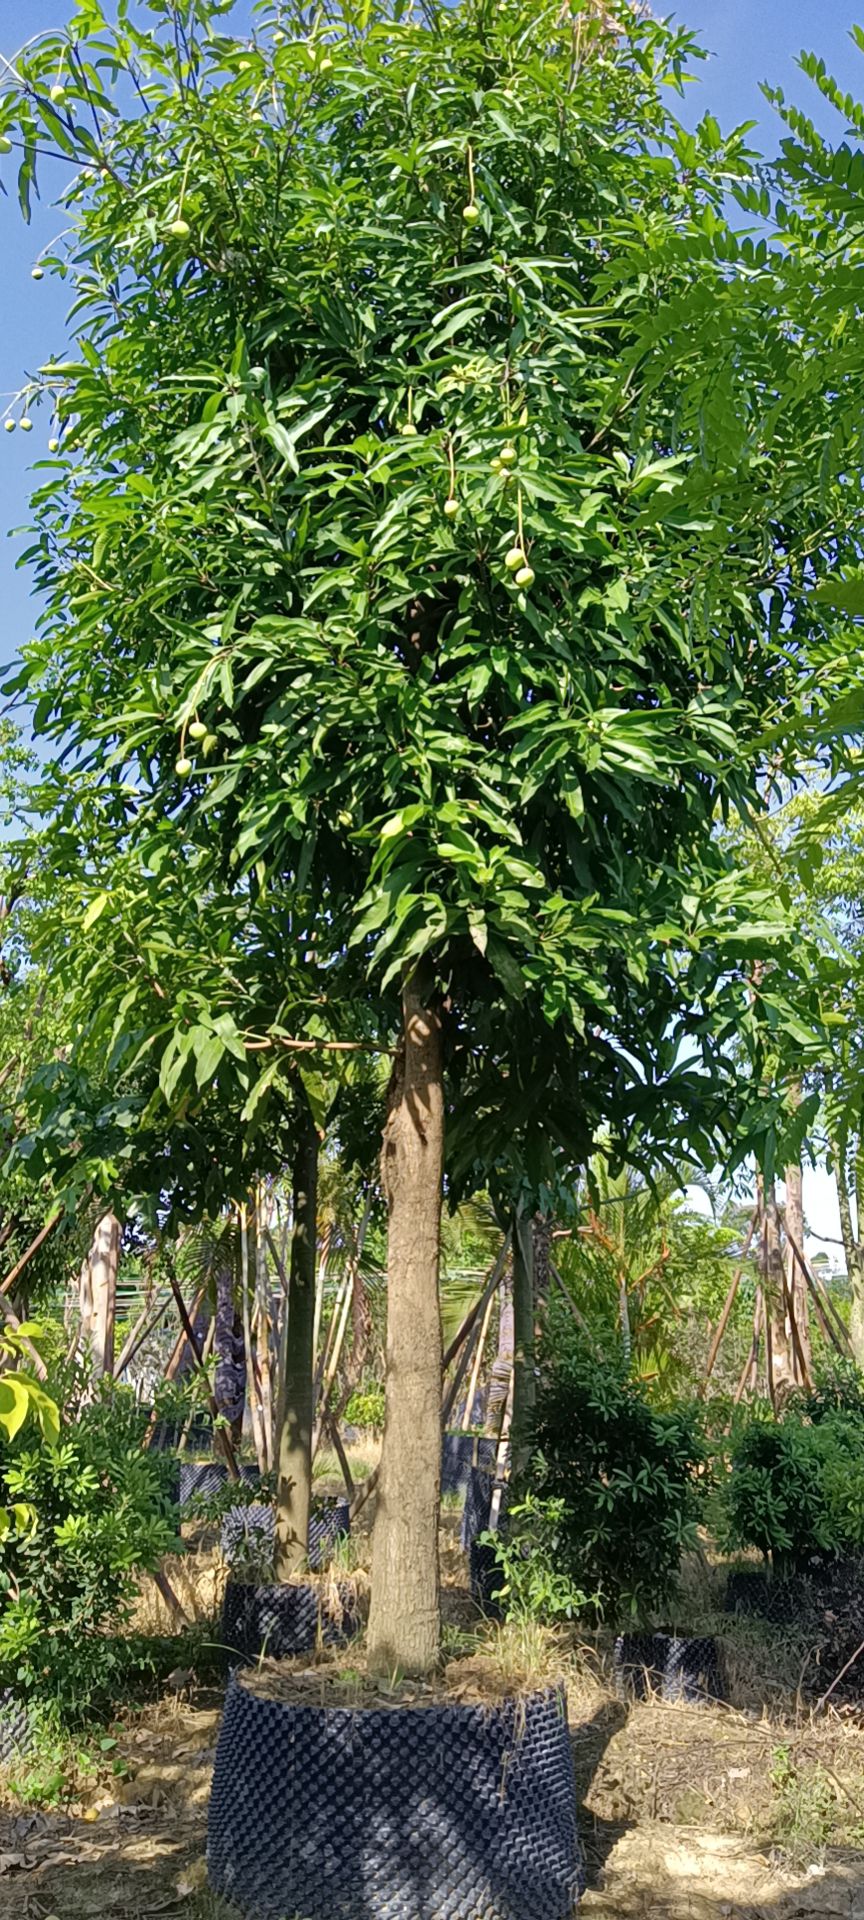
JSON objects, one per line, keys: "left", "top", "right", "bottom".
{"left": 0, "top": 0, "right": 859, "bottom": 1232}
{"left": 528, "top": 1348, "right": 706, "bottom": 1620}
{"left": 726, "top": 1405, "right": 864, "bottom": 1570}
{"left": 0, "top": 1386, "right": 177, "bottom": 1717}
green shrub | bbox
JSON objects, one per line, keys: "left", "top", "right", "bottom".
{"left": 343, "top": 1382, "right": 386, "bottom": 1432}
{"left": 0, "top": 1384, "right": 178, "bottom": 1720}
{"left": 528, "top": 1352, "right": 706, "bottom": 1622}
{"left": 482, "top": 1494, "right": 595, "bottom": 1622}
{"left": 725, "top": 1406, "right": 864, "bottom": 1570}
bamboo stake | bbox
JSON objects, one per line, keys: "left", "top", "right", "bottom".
{"left": 161, "top": 1267, "right": 240, "bottom": 1479}
{"left": 177, "top": 1319, "right": 215, "bottom": 1454}
{"left": 442, "top": 1233, "right": 511, "bottom": 1374}
{"left": 323, "top": 1406, "right": 356, "bottom": 1501}
{"left": 548, "top": 1259, "right": 599, "bottom": 1348}
{"left": 240, "top": 1204, "right": 267, "bottom": 1474}
{"left": 733, "top": 1286, "right": 763, "bottom": 1407}
{"left": 116, "top": 1291, "right": 172, "bottom": 1379}
{"left": 0, "top": 1210, "right": 62, "bottom": 1298}
{"left": 349, "top": 1248, "right": 509, "bottom": 1522}
{"left": 312, "top": 1269, "right": 354, "bottom": 1460}
{"left": 701, "top": 1206, "right": 759, "bottom": 1393}
{"left": 313, "top": 1222, "right": 332, "bottom": 1369}
{"left": 490, "top": 1365, "right": 514, "bottom": 1534}
{"left": 150, "top": 1565, "right": 190, "bottom": 1627}
{"left": 252, "top": 1185, "right": 274, "bottom": 1472}
{"left": 462, "top": 1286, "right": 495, "bottom": 1433}
{"left": 785, "top": 1223, "right": 853, "bottom": 1358}
{"left": 442, "top": 1306, "right": 484, "bottom": 1431}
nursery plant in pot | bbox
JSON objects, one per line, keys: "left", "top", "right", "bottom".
{"left": 9, "top": 0, "right": 864, "bottom": 1894}
{"left": 208, "top": 1660, "right": 585, "bottom": 1920}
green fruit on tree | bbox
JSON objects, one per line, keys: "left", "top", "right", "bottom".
{"left": 505, "top": 546, "right": 524, "bottom": 572}
{"left": 188, "top": 720, "right": 207, "bottom": 740}
{"left": 0, "top": 137, "right": 11, "bottom": 155}
{"left": 48, "top": 438, "right": 60, "bottom": 452}
{"left": 514, "top": 564, "right": 535, "bottom": 588}
{"left": 49, "top": 84, "right": 66, "bottom": 104}
{"left": 462, "top": 202, "right": 480, "bottom": 225}
{"left": 400, "top": 422, "right": 418, "bottom": 436}
{"left": 168, "top": 217, "right": 190, "bottom": 238}
{"left": 4, "top": 421, "right": 14, "bottom": 434}
{"left": 319, "top": 54, "right": 333, "bottom": 72}
{"left": 31, "top": 267, "right": 44, "bottom": 281}
{"left": 500, "top": 444, "right": 517, "bottom": 466}
{"left": 175, "top": 756, "right": 192, "bottom": 777}
{"left": 19, "top": 418, "right": 32, "bottom": 432}
{"left": 443, "top": 497, "right": 459, "bottom": 518}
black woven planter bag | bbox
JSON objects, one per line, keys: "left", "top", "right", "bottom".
{"left": 613, "top": 1632, "right": 725, "bottom": 1705}
{"left": 441, "top": 1431, "right": 498, "bottom": 1497}
{"left": 221, "top": 1498, "right": 350, "bottom": 1572}
{"left": 178, "top": 1459, "right": 259, "bottom": 1509}
{"left": 208, "top": 1678, "right": 585, "bottom": 1920}
{"left": 221, "top": 1577, "right": 359, "bottom": 1665}
{"left": 463, "top": 1465, "right": 509, "bottom": 1618}
{"left": 0, "top": 1692, "right": 33, "bottom": 1765}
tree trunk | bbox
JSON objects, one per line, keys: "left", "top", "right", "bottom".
{"left": 88, "top": 1212, "right": 120, "bottom": 1378}
{"left": 368, "top": 959, "right": 444, "bottom": 1679}
{"left": 275, "top": 1107, "right": 319, "bottom": 1579}
{"left": 213, "top": 1243, "right": 246, "bottom": 1446}
{"left": 511, "top": 1207, "right": 535, "bottom": 1484}
{"left": 784, "top": 1144, "right": 811, "bottom": 1386}
{"left": 532, "top": 1214, "right": 552, "bottom": 1304}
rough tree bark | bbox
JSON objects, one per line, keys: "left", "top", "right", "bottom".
{"left": 511, "top": 1208, "right": 535, "bottom": 1484}
{"left": 368, "top": 958, "right": 444, "bottom": 1679}
{"left": 86, "top": 1212, "right": 120, "bottom": 1378}
{"left": 275, "top": 1107, "right": 319, "bottom": 1579}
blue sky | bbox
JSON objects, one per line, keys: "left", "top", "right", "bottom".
{"left": 0, "top": 0, "right": 860, "bottom": 1249}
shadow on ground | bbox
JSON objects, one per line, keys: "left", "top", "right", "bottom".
{"left": 1, "top": 1692, "right": 863, "bottom": 1919}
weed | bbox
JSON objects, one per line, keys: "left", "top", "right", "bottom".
{"left": 770, "top": 1744, "right": 837, "bottom": 1867}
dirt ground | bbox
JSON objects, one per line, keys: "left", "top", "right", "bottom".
{"left": 6, "top": 1497, "right": 864, "bottom": 1920}
{"left": 3, "top": 1679, "right": 864, "bottom": 1920}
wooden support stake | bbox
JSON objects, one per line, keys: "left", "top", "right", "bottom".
{"left": 0, "top": 1210, "right": 62, "bottom": 1298}
{"left": 701, "top": 1206, "right": 759, "bottom": 1394}
{"left": 163, "top": 1266, "right": 240, "bottom": 1480}
{"left": 462, "top": 1286, "right": 495, "bottom": 1433}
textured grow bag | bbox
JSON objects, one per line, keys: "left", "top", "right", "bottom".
{"left": 221, "top": 1577, "right": 358, "bottom": 1665}
{"left": 462, "top": 1464, "right": 509, "bottom": 1618}
{"left": 220, "top": 1498, "right": 350, "bottom": 1572}
{"left": 178, "top": 1459, "right": 259, "bottom": 1509}
{"left": 441, "top": 1431, "right": 498, "bottom": 1498}
{"left": 208, "top": 1677, "right": 585, "bottom": 1920}
{"left": 613, "top": 1632, "right": 725, "bottom": 1705}
{"left": 0, "top": 1692, "right": 33, "bottom": 1766}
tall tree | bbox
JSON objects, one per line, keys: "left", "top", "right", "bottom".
{"left": 3, "top": 0, "right": 862, "bottom": 1671}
